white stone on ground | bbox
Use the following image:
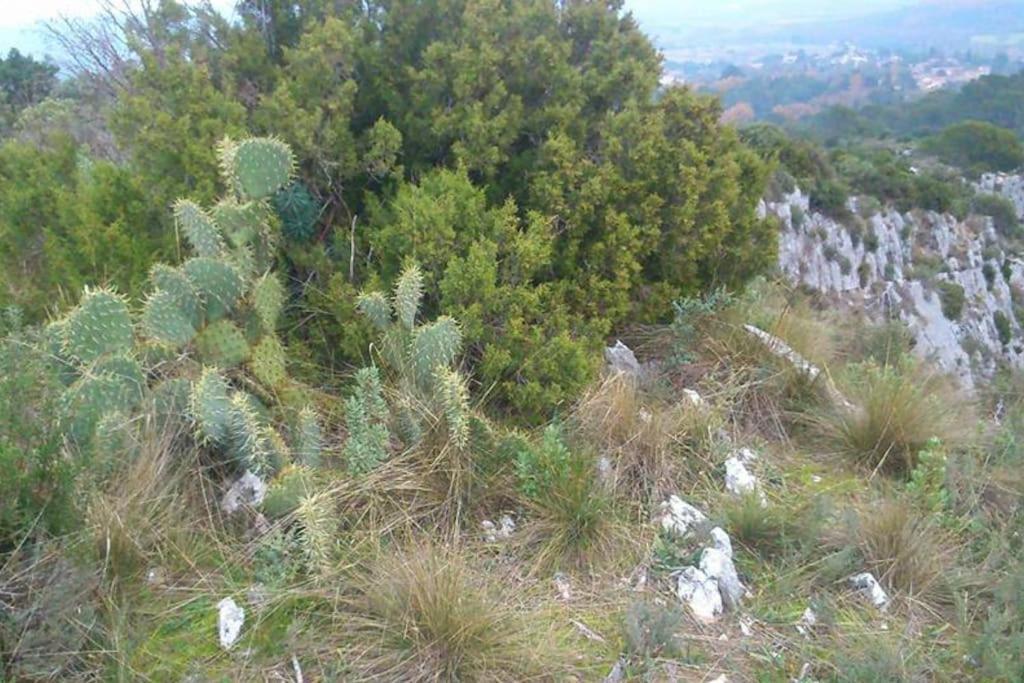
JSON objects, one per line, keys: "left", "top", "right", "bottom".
{"left": 700, "top": 547, "right": 745, "bottom": 610}
{"left": 724, "top": 455, "right": 767, "bottom": 506}
{"left": 217, "top": 597, "right": 245, "bottom": 650}
{"left": 604, "top": 340, "right": 641, "bottom": 377}
{"left": 709, "top": 526, "right": 733, "bottom": 558}
{"left": 676, "top": 566, "right": 723, "bottom": 622}
{"left": 658, "top": 495, "right": 707, "bottom": 537}
{"left": 221, "top": 470, "right": 266, "bottom": 514}
{"left": 849, "top": 572, "right": 890, "bottom": 609}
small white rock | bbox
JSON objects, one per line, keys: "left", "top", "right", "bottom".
{"left": 709, "top": 527, "right": 733, "bottom": 559}
{"left": 849, "top": 572, "right": 890, "bottom": 610}
{"left": 217, "top": 597, "right": 245, "bottom": 650}
{"left": 682, "top": 388, "right": 705, "bottom": 408}
{"left": 796, "top": 607, "right": 817, "bottom": 636}
{"left": 498, "top": 514, "right": 515, "bottom": 537}
{"left": 605, "top": 340, "right": 641, "bottom": 377}
{"left": 221, "top": 471, "right": 266, "bottom": 515}
{"left": 708, "top": 674, "right": 730, "bottom": 683}
{"left": 553, "top": 572, "right": 573, "bottom": 601}
{"left": 733, "top": 447, "right": 759, "bottom": 465}
{"left": 659, "top": 495, "right": 707, "bottom": 537}
{"left": 700, "top": 547, "right": 745, "bottom": 610}
{"left": 724, "top": 456, "right": 767, "bottom": 506}
{"left": 676, "top": 566, "right": 722, "bottom": 622}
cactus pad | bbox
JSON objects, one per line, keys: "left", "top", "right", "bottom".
{"left": 190, "top": 368, "right": 232, "bottom": 445}
{"left": 60, "top": 356, "right": 145, "bottom": 445}
{"left": 394, "top": 264, "right": 424, "bottom": 331}
{"left": 411, "top": 316, "right": 461, "bottom": 390}
{"left": 183, "top": 257, "right": 246, "bottom": 322}
{"left": 212, "top": 198, "right": 265, "bottom": 249}
{"left": 219, "top": 137, "right": 295, "bottom": 200}
{"left": 195, "top": 319, "right": 250, "bottom": 368}
{"left": 174, "top": 199, "right": 224, "bottom": 258}
{"left": 293, "top": 406, "right": 323, "bottom": 468}
{"left": 226, "top": 392, "right": 271, "bottom": 475}
{"left": 252, "top": 274, "right": 285, "bottom": 332}
{"left": 63, "top": 288, "right": 134, "bottom": 365}
{"left": 357, "top": 291, "right": 392, "bottom": 330}
{"left": 141, "top": 289, "right": 198, "bottom": 347}
{"left": 249, "top": 334, "right": 287, "bottom": 388}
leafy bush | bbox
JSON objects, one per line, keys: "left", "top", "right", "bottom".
{"left": 972, "top": 193, "right": 1021, "bottom": 238}
{"left": 995, "top": 310, "right": 1013, "bottom": 347}
{"left": 921, "top": 121, "right": 1024, "bottom": 175}
{"left": 937, "top": 280, "right": 966, "bottom": 321}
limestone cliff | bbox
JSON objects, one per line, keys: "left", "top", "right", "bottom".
{"left": 760, "top": 180, "right": 1024, "bottom": 389}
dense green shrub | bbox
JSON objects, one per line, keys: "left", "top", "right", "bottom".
{"left": 0, "top": 325, "right": 75, "bottom": 550}
{"left": 937, "top": 281, "right": 966, "bottom": 321}
{"left": 0, "top": 134, "right": 171, "bottom": 320}
{"left": 972, "top": 193, "right": 1021, "bottom": 238}
{"left": 95, "top": 0, "right": 775, "bottom": 422}
{"left": 920, "top": 121, "right": 1024, "bottom": 176}
{"left": 995, "top": 311, "right": 1013, "bottom": 347}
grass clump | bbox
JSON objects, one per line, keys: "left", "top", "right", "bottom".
{"left": 516, "top": 426, "right": 633, "bottom": 573}
{"left": 343, "top": 545, "right": 569, "bottom": 681}
{"left": 809, "top": 358, "right": 968, "bottom": 476}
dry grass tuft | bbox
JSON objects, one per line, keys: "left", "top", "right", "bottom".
{"left": 342, "top": 544, "right": 572, "bottom": 681}
{"left": 835, "top": 499, "right": 962, "bottom": 608}
{"left": 570, "top": 373, "right": 715, "bottom": 504}
{"left": 807, "top": 359, "right": 970, "bottom": 476}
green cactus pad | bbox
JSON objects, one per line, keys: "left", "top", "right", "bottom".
{"left": 141, "top": 289, "right": 198, "bottom": 347}
{"left": 150, "top": 264, "right": 203, "bottom": 328}
{"left": 262, "top": 465, "right": 314, "bottom": 519}
{"left": 394, "top": 265, "right": 424, "bottom": 331}
{"left": 249, "top": 335, "right": 287, "bottom": 388}
{"left": 211, "top": 198, "right": 264, "bottom": 249}
{"left": 219, "top": 137, "right": 295, "bottom": 200}
{"left": 195, "top": 319, "right": 250, "bottom": 368}
{"left": 411, "top": 316, "right": 462, "bottom": 390}
{"left": 173, "top": 199, "right": 224, "bottom": 258}
{"left": 265, "top": 426, "right": 290, "bottom": 475}
{"left": 293, "top": 406, "right": 323, "bottom": 468}
{"left": 252, "top": 274, "right": 285, "bottom": 332}
{"left": 183, "top": 257, "right": 246, "bottom": 322}
{"left": 63, "top": 288, "right": 134, "bottom": 365}
{"left": 226, "top": 392, "right": 271, "bottom": 474}
{"left": 60, "top": 358, "right": 145, "bottom": 445}
{"left": 356, "top": 291, "right": 392, "bottom": 330}
{"left": 190, "top": 368, "right": 232, "bottom": 445}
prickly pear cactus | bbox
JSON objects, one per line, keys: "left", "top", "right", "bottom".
{"left": 50, "top": 136, "right": 322, "bottom": 497}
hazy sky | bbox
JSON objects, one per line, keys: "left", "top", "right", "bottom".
{"left": 0, "top": 0, "right": 921, "bottom": 55}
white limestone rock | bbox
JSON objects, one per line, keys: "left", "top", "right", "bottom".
{"left": 709, "top": 526, "right": 733, "bottom": 559}
{"left": 682, "top": 388, "right": 705, "bottom": 408}
{"left": 217, "top": 597, "right": 245, "bottom": 650}
{"left": 700, "top": 547, "right": 745, "bottom": 610}
{"left": 221, "top": 471, "right": 266, "bottom": 515}
{"left": 724, "top": 455, "right": 767, "bottom": 507}
{"left": 676, "top": 566, "right": 722, "bottom": 622}
{"left": 604, "top": 340, "right": 641, "bottom": 377}
{"left": 659, "top": 495, "right": 707, "bottom": 538}
{"left": 849, "top": 572, "right": 890, "bottom": 610}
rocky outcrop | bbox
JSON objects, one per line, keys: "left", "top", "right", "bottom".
{"left": 977, "top": 172, "right": 1024, "bottom": 220}
{"left": 761, "top": 185, "right": 1024, "bottom": 389}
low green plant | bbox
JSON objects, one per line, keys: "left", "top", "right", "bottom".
{"left": 810, "top": 358, "right": 967, "bottom": 476}
{"left": 342, "top": 367, "right": 391, "bottom": 475}
{"left": 622, "top": 600, "right": 683, "bottom": 662}
{"left": 937, "top": 280, "right": 966, "bottom": 321}
{"left": 994, "top": 310, "right": 1013, "bottom": 347}
{"left": 906, "top": 438, "right": 951, "bottom": 515}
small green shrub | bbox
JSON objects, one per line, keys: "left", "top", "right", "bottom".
{"left": 810, "top": 358, "right": 968, "bottom": 476}
{"left": 995, "top": 310, "right": 1013, "bottom": 347}
{"left": 622, "top": 601, "right": 683, "bottom": 661}
{"left": 936, "top": 281, "right": 966, "bottom": 321}
{"left": 972, "top": 193, "right": 1021, "bottom": 238}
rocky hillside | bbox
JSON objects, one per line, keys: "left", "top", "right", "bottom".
{"left": 761, "top": 177, "right": 1024, "bottom": 390}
